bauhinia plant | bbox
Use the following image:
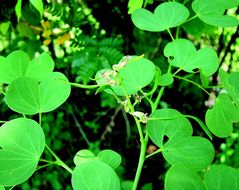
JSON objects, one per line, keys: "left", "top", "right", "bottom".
{"left": 0, "top": 0, "right": 239, "bottom": 189}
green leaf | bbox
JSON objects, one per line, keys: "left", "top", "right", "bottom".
{"left": 0, "top": 118, "right": 45, "bottom": 186}
{"left": 15, "top": 0, "right": 22, "bottom": 21}
{"left": 192, "top": 0, "right": 239, "bottom": 27}
{"left": 71, "top": 160, "right": 121, "bottom": 190}
{"left": 0, "top": 21, "right": 11, "bottom": 35}
{"left": 146, "top": 108, "right": 192, "bottom": 147}
{"left": 121, "top": 181, "right": 133, "bottom": 190}
{"left": 96, "top": 57, "right": 155, "bottom": 96}
{"left": 29, "top": 0, "right": 44, "bottom": 16}
{"left": 204, "top": 165, "right": 239, "bottom": 190}
{"left": 0, "top": 51, "right": 54, "bottom": 84}
{"left": 5, "top": 72, "right": 71, "bottom": 115}
{"left": 132, "top": 2, "right": 189, "bottom": 32}
{"left": 25, "top": 52, "right": 55, "bottom": 81}
{"left": 141, "top": 183, "right": 153, "bottom": 190}
{"left": 212, "top": 0, "right": 239, "bottom": 9}
{"left": 200, "top": 72, "right": 209, "bottom": 88}
{"left": 128, "top": 0, "right": 144, "bottom": 14}
{"left": 205, "top": 93, "right": 239, "bottom": 138}
{"left": 164, "top": 39, "right": 219, "bottom": 76}
{"left": 97, "top": 149, "right": 121, "bottom": 170}
{"left": 163, "top": 137, "right": 215, "bottom": 171}
{"left": 0, "top": 186, "right": 4, "bottom": 190}
{"left": 73, "top": 149, "right": 97, "bottom": 166}
{"left": 158, "top": 73, "right": 174, "bottom": 86}
{"left": 165, "top": 164, "right": 206, "bottom": 190}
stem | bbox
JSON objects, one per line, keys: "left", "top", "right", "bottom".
{"left": 174, "top": 75, "right": 211, "bottom": 96}
{"left": 45, "top": 144, "right": 73, "bottom": 174}
{"left": 0, "top": 120, "right": 7, "bottom": 123}
{"left": 0, "top": 91, "right": 6, "bottom": 96}
{"left": 184, "top": 15, "right": 198, "bottom": 23}
{"left": 145, "top": 148, "right": 163, "bottom": 159}
{"left": 132, "top": 133, "right": 149, "bottom": 190}
{"left": 57, "top": 78, "right": 101, "bottom": 89}
{"left": 39, "top": 112, "right": 42, "bottom": 126}
{"left": 167, "top": 28, "right": 175, "bottom": 41}
{"left": 152, "top": 87, "right": 165, "bottom": 111}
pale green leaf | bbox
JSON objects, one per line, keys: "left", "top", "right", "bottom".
{"left": 212, "top": 0, "right": 239, "bottom": 9}
{"left": 146, "top": 108, "right": 192, "bottom": 147}
{"left": 205, "top": 93, "right": 239, "bottom": 138}
{"left": 0, "top": 185, "right": 4, "bottom": 190}
{"left": 192, "top": 0, "right": 239, "bottom": 27}
{"left": 5, "top": 72, "right": 71, "bottom": 115}
{"left": 15, "top": 0, "right": 22, "bottom": 21}
{"left": 164, "top": 39, "right": 219, "bottom": 76}
{"left": 128, "top": 0, "right": 143, "bottom": 14}
{"left": 97, "top": 149, "right": 121, "bottom": 170}
{"left": 96, "top": 57, "right": 155, "bottom": 96}
{"left": 0, "top": 118, "right": 45, "bottom": 186}
{"left": 0, "top": 51, "right": 55, "bottom": 84}
{"left": 73, "top": 149, "right": 97, "bottom": 166}
{"left": 132, "top": 2, "right": 189, "bottom": 32}
{"left": 165, "top": 164, "right": 206, "bottom": 190}
{"left": 162, "top": 137, "right": 215, "bottom": 171}
{"left": 71, "top": 160, "right": 121, "bottom": 190}
{"left": 29, "top": 0, "right": 44, "bottom": 16}
{"left": 25, "top": 52, "right": 54, "bottom": 81}
{"left": 204, "top": 165, "right": 239, "bottom": 190}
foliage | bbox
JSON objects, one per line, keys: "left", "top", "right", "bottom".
{"left": 0, "top": 0, "right": 239, "bottom": 190}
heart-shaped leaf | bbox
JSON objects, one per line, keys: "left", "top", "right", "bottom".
{"left": 132, "top": 2, "right": 189, "bottom": 32}
{"left": 97, "top": 149, "right": 122, "bottom": 170}
{"left": 192, "top": 0, "right": 239, "bottom": 27}
{"left": 96, "top": 57, "right": 155, "bottom": 96}
{"left": 162, "top": 137, "right": 215, "bottom": 171}
{"left": 0, "top": 118, "right": 45, "bottom": 186}
{"left": 205, "top": 93, "right": 239, "bottom": 138}
{"left": 165, "top": 164, "right": 206, "bottom": 190}
{"left": 146, "top": 108, "right": 192, "bottom": 147}
{"left": 5, "top": 72, "right": 71, "bottom": 115}
{"left": 0, "top": 50, "right": 54, "bottom": 84}
{"left": 204, "top": 165, "right": 239, "bottom": 190}
{"left": 164, "top": 39, "right": 219, "bottom": 76}
{"left": 71, "top": 160, "right": 121, "bottom": 190}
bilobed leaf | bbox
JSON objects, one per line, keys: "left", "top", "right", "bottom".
{"left": 29, "top": 0, "right": 44, "bottom": 16}
{"left": 0, "top": 118, "right": 45, "bottom": 186}
{"left": 0, "top": 51, "right": 54, "bottom": 84}
{"left": 73, "top": 149, "right": 97, "bottom": 166}
{"left": 165, "top": 164, "right": 206, "bottom": 190}
{"left": 97, "top": 149, "right": 121, "bottom": 170}
{"left": 132, "top": 2, "right": 189, "bottom": 32}
{"left": 96, "top": 57, "right": 155, "bottom": 96}
{"left": 204, "top": 165, "right": 239, "bottom": 190}
{"left": 25, "top": 52, "right": 54, "bottom": 81}
{"left": 128, "top": 0, "right": 143, "bottom": 14}
{"left": 162, "top": 137, "right": 214, "bottom": 171}
{"left": 164, "top": 39, "right": 219, "bottom": 76}
{"left": 5, "top": 72, "right": 71, "bottom": 115}
{"left": 205, "top": 93, "right": 239, "bottom": 138}
{"left": 146, "top": 108, "right": 192, "bottom": 147}
{"left": 71, "top": 160, "right": 121, "bottom": 190}
{"left": 192, "top": 0, "right": 239, "bottom": 27}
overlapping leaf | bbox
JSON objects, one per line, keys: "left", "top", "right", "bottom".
{"left": 96, "top": 57, "right": 155, "bottom": 96}
{"left": 5, "top": 72, "right": 71, "bottom": 115}
{"left": 0, "top": 118, "right": 45, "bottom": 186}
{"left": 71, "top": 160, "right": 121, "bottom": 190}
{"left": 206, "top": 93, "right": 239, "bottom": 138}
{"left": 147, "top": 108, "right": 214, "bottom": 170}
{"left": 164, "top": 39, "right": 219, "bottom": 76}
{"left": 165, "top": 164, "right": 206, "bottom": 190}
{"left": 204, "top": 165, "right": 239, "bottom": 190}
{"left": 97, "top": 150, "right": 121, "bottom": 170}
{"left": 192, "top": 0, "right": 239, "bottom": 27}
{"left": 0, "top": 50, "right": 54, "bottom": 84}
{"left": 132, "top": 2, "right": 189, "bottom": 32}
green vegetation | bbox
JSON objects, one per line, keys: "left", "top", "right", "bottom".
{"left": 0, "top": 0, "right": 239, "bottom": 189}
